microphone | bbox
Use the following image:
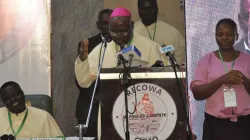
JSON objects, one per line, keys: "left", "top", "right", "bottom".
{"left": 0, "top": 134, "right": 16, "bottom": 140}
{"left": 0, "top": 134, "right": 9, "bottom": 140}
{"left": 128, "top": 54, "right": 133, "bottom": 68}
{"left": 151, "top": 60, "right": 164, "bottom": 67}
{"left": 8, "top": 135, "right": 16, "bottom": 140}
{"left": 117, "top": 45, "right": 141, "bottom": 68}
{"left": 117, "top": 54, "right": 127, "bottom": 68}
{"left": 160, "top": 44, "right": 179, "bottom": 68}
{"left": 160, "top": 44, "right": 174, "bottom": 54}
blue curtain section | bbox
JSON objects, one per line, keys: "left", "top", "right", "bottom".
{"left": 186, "top": 0, "right": 241, "bottom": 140}
{"left": 0, "top": 0, "right": 51, "bottom": 96}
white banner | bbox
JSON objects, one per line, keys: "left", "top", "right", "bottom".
{"left": 0, "top": 0, "right": 51, "bottom": 95}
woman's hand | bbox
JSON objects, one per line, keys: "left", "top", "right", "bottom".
{"left": 219, "top": 70, "right": 243, "bottom": 85}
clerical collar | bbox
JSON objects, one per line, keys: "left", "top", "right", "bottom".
{"left": 244, "top": 41, "right": 250, "bottom": 51}
{"left": 101, "top": 35, "right": 105, "bottom": 41}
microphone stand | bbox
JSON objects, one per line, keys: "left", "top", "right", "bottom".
{"left": 167, "top": 54, "right": 194, "bottom": 140}
{"left": 167, "top": 52, "right": 180, "bottom": 70}
{"left": 76, "top": 41, "right": 108, "bottom": 140}
{"left": 118, "top": 54, "right": 131, "bottom": 140}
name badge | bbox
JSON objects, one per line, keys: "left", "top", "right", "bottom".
{"left": 223, "top": 86, "right": 237, "bottom": 107}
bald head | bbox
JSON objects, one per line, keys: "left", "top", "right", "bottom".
{"left": 109, "top": 8, "right": 133, "bottom": 47}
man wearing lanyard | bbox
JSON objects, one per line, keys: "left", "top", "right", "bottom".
{"left": 0, "top": 81, "right": 63, "bottom": 138}
{"left": 134, "top": 0, "right": 186, "bottom": 64}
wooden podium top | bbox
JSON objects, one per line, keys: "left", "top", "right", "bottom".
{"left": 100, "top": 66, "right": 186, "bottom": 80}
{"left": 100, "top": 66, "right": 185, "bottom": 73}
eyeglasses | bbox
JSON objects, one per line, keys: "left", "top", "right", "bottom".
{"left": 109, "top": 28, "right": 129, "bottom": 37}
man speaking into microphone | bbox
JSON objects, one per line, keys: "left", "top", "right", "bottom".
{"left": 75, "top": 7, "right": 163, "bottom": 88}
{"left": 75, "top": 7, "right": 163, "bottom": 139}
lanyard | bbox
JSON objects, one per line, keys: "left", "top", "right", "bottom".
{"left": 146, "top": 22, "right": 157, "bottom": 41}
{"left": 127, "top": 35, "right": 133, "bottom": 47}
{"left": 218, "top": 51, "right": 235, "bottom": 73}
{"left": 8, "top": 109, "right": 28, "bottom": 137}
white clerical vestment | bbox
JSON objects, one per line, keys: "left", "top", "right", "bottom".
{"left": 0, "top": 106, "right": 63, "bottom": 138}
{"left": 75, "top": 33, "right": 163, "bottom": 88}
{"left": 75, "top": 34, "right": 165, "bottom": 140}
{"left": 134, "top": 20, "right": 185, "bottom": 64}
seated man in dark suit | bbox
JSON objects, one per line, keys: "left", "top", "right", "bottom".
{"left": 75, "top": 9, "right": 113, "bottom": 138}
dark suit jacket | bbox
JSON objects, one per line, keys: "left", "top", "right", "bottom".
{"left": 235, "top": 38, "right": 250, "bottom": 54}
{"left": 75, "top": 33, "right": 102, "bottom": 122}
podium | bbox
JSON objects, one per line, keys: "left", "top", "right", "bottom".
{"left": 100, "top": 67, "right": 187, "bottom": 140}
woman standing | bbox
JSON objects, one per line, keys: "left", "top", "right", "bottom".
{"left": 190, "top": 18, "right": 250, "bottom": 140}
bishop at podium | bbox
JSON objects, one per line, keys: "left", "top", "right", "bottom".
{"left": 75, "top": 7, "right": 165, "bottom": 140}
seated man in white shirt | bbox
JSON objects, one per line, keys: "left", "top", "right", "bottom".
{"left": 134, "top": 0, "right": 186, "bottom": 64}
{"left": 0, "top": 81, "right": 63, "bottom": 138}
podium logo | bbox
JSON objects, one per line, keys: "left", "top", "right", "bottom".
{"left": 112, "top": 83, "right": 177, "bottom": 140}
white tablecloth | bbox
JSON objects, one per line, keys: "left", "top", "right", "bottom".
{"left": 66, "top": 137, "right": 95, "bottom": 140}
{"left": 17, "top": 137, "right": 95, "bottom": 140}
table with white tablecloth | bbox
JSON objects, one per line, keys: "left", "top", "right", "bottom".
{"left": 17, "top": 137, "right": 95, "bottom": 140}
